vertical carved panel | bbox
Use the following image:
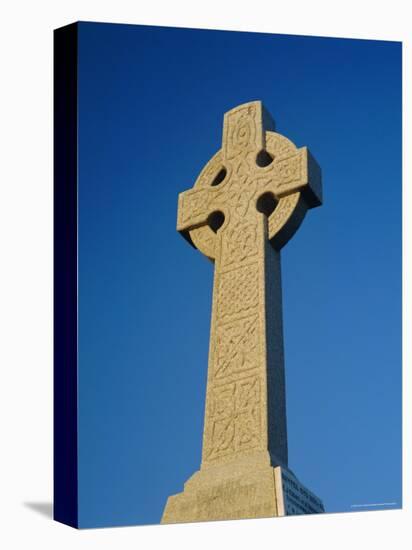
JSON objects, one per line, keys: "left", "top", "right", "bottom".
{"left": 223, "top": 104, "right": 262, "bottom": 160}
{"left": 213, "top": 314, "right": 259, "bottom": 379}
{"left": 205, "top": 375, "right": 262, "bottom": 461}
{"left": 218, "top": 263, "right": 259, "bottom": 321}
{"left": 202, "top": 216, "right": 267, "bottom": 465}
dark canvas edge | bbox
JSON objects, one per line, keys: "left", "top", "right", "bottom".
{"left": 53, "top": 22, "right": 79, "bottom": 529}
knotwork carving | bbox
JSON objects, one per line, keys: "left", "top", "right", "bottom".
{"left": 221, "top": 221, "right": 258, "bottom": 267}
{"left": 214, "top": 314, "right": 259, "bottom": 379}
{"left": 218, "top": 263, "right": 259, "bottom": 321}
{"left": 205, "top": 376, "right": 261, "bottom": 461}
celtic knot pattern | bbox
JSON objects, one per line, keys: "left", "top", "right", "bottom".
{"left": 218, "top": 264, "right": 259, "bottom": 320}
{"left": 276, "top": 154, "right": 302, "bottom": 187}
{"left": 224, "top": 104, "right": 259, "bottom": 160}
{"left": 222, "top": 222, "right": 258, "bottom": 267}
{"left": 179, "top": 188, "right": 210, "bottom": 225}
{"left": 268, "top": 193, "right": 300, "bottom": 239}
{"left": 206, "top": 376, "right": 261, "bottom": 461}
{"left": 265, "top": 132, "right": 296, "bottom": 158}
{"left": 214, "top": 315, "right": 259, "bottom": 379}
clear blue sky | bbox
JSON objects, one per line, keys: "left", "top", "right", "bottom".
{"left": 76, "top": 22, "right": 401, "bottom": 528}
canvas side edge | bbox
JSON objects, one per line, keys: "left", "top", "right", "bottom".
{"left": 53, "top": 22, "right": 79, "bottom": 529}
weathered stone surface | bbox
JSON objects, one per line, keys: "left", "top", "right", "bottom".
{"left": 162, "top": 101, "right": 323, "bottom": 524}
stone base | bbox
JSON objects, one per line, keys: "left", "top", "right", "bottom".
{"left": 161, "top": 452, "right": 281, "bottom": 524}
{"left": 161, "top": 451, "right": 324, "bottom": 524}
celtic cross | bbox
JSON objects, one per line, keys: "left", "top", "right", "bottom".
{"left": 162, "top": 101, "right": 322, "bottom": 523}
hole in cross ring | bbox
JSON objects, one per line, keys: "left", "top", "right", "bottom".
{"left": 211, "top": 167, "right": 227, "bottom": 186}
{"left": 256, "top": 149, "right": 274, "bottom": 168}
{"left": 207, "top": 211, "right": 225, "bottom": 233}
{"left": 256, "top": 192, "right": 278, "bottom": 217}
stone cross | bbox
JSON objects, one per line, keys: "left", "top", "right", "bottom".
{"left": 162, "top": 101, "right": 322, "bottom": 523}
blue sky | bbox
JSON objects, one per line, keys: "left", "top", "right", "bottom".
{"left": 77, "top": 22, "right": 401, "bottom": 527}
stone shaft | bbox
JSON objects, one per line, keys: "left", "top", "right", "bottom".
{"left": 202, "top": 215, "right": 287, "bottom": 468}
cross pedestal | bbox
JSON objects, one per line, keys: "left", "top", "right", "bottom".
{"left": 161, "top": 101, "right": 324, "bottom": 523}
